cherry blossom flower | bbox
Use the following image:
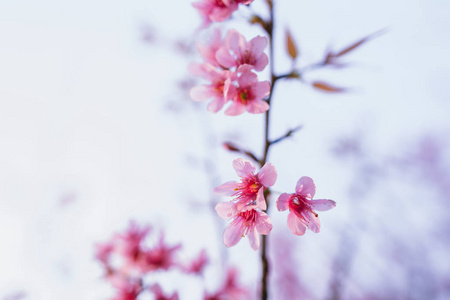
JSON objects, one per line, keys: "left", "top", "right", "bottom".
{"left": 204, "top": 267, "right": 249, "bottom": 300}
{"left": 196, "top": 28, "right": 223, "bottom": 67}
{"left": 150, "top": 284, "right": 179, "bottom": 300}
{"left": 214, "top": 158, "right": 277, "bottom": 213}
{"left": 183, "top": 249, "right": 209, "bottom": 275}
{"left": 192, "top": 0, "right": 239, "bottom": 27}
{"left": 116, "top": 222, "right": 151, "bottom": 268}
{"left": 224, "top": 67, "right": 270, "bottom": 115}
{"left": 276, "top": 177, "right": 336, "bottom": 236}
{"left": 141, "top": 233, "right": 181, "bottom": 272}
{"left": 216, "top": 29, "right": 269, "bottom": 71}
{"left": 111, "top": 279, "right": 142, "bottom": 300}
{"left": 216, "top": 202, "right": 272, "bottom": 250}
{"left": 189, "top": 64, "right": 236, "bottom": 113}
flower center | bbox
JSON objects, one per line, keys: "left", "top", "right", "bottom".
{"left": 239, "top": 90, "right": 249, "bottom": 104}
{"left": 289, "top": 195, "right": 318, "bottom": 219}
{"left": 237, "top": 209, "right": 257, "bottom": 236}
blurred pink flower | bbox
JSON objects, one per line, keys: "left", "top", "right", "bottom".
{"left": 216, "top": 29, "right": 269, "bottom": 71}
{"left": 116, "top": 222, "right": 151, "bottom": 267}
{"left": 150, "top": 284, "right": 179, "bottom": 300}
{"left": 192, "top": 0, "right": 239, "bottom": 27}
{"left": 196, "top": 28, "right": 223, "bottom": 67}
{"left": 189, "top": 63, "right": 236, "bottom": 113}
{"left": 277, "top": 176, "right": 336, "bottom": 235}
{"left": 111, "top": 279, "right": 142, "bottom": 300}
{"left": 141, "top": 233, "right": 181, "bottom": 272}
{"left": 204, "top": 267, "right": 250, "bottom": 300}
{"left": 183, "top": 249, "right": 209, "bottom": 275}
{"left": 224, "top": 67, "right": 270, "bottom": 115}
{"left": 214, "top": 158, "right": 277, "bottom": 213}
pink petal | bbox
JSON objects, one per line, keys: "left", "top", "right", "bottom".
{"left": 257, "top": 162, "right": 277, "bottom": 187}
{"left": 224, "top": 29, "right": 242, "bottom": 54}
{"left": 237, "top": 71, "right": 257, "bottom": 87}
{"left": 224, "top": 101, "right": 245, "bottom": 116}
{"left": 287, "top": 211, "right": 307, "bottom": 236}
{"left": 223, "top": 218, "right": 244, "bottom": 247}
{"left": 255, "top": 211, "right": 272, "bottom": 235}
{"left": 255, "top": 187, "right": 266, "bottom": 210}
{"left": 295, "top": 176, "right": 316, "bottom": 199}
{"left": 190, "top": 85, "right": 214, "bottom": 102}
{"left": 311, "top": 199, "right": 336, "bottom": 211}
{"left": 250, "top": 35, "right": 268, "bottom": 52}
{"left": 247, "top": 229, "right": 260, "bottom": 250}
{"left": 252, "top": 81, "right": 271, "bottom": 99}
{"left": 215, "top": 202, "right": 236, "bottom": 220}
{"left": 246, "top": 100, "right": 270, "bottom": 114}
{"left": 213, "top": 181, "right": 237, "bottom": 196}
{"left": 232, "top": 158, "right": 255, "bottom": 177}
{"left": 207, "top": 97, "right": 225, "bottom": 113}
{"left": 306, "top": 211, "right": 320, "bottom": 233}
{"left": 223, "top": 78, "right": 236, "bottom": 101}
{"left": 253, "top": 53, "right": 269, "bottom": 71}
{"left": 215, "top": 47, "right": 236, "bottom": 69}
{"left": 276, "top": 193, "right": 290, "bottom": 211}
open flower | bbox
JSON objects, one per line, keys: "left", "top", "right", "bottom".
{"left": 216, "top": 29, "right": 269, "bottom": 71}
{"left": 214, "top": 158, "right": 277, "bottom": 214}
{"left": 276, "top": 177, "right": 336, "bottom": 236}
{"left": 224, "top": 66, "right": 270, "bottom": 116}
{"left": 217, "top": 203, "right": 272, "bottom": 250}
{"left": 192, "top": 0, "right": 239, "bottom": 27}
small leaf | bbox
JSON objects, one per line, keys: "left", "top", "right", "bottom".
{"left": 312, "top": 81, "right": 346, "bottom": 93}
{"left": 285, "top": 30, "right": 298, "bottom": 60}
{"left": 334, "top": 29, "right": 387, "bottom": 58}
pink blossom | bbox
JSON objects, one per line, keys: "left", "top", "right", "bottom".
{"left": 189, "top": 64, "right": 236, "bottom": 113}
{"left": 214, "top": 158, "right": 277, "bottom": 213}
{"left": 224, "top": 67, "right": 270, "bottom": 115}
{"left": 276, "top": 177, "right": 336, "bottom": 236}
{"left": 183, "top": 249, "right": 209, "bottom": 275}
{"left": 116, "top": 222, "right": 151, "bottom": 267}
{"left": 196, "top": 28, "right": 223, "bottom": 67}
{"left": 216, "top": 29, "right": 269, "bottom": 71}
{"left": 204, "top": 267, "right": 249, "bottom": 300}
{"left": 217, "top": 202, "right": 272, "bottom": 250}
{"left": 150, "top": 284, "right": 179, "bottom": 300}
{"left": 192, "top": 0, "right": 239, "bottom": 27}
{"left": 141, "top": 233, "right": 181, "bottom": 272}
{"left": 111, "top": 279, "right": 142, "bottom": 300}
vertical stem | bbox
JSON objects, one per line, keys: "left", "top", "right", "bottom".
{"left": 260, "top": 1, "right": 275, "bottom": 299}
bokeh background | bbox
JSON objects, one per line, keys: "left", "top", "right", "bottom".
{"left": 1, "top": 0, "right": 449, "bottom": 299}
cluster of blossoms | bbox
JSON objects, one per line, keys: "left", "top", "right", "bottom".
{"left": 214, "top": 159, "right": 336, "bottom": 249}
{"left": 95, "top": 222, "right": 249, "bottom": 300}
{"left": 193, "top": 0, "right": 255, "bottom": 27}
{"left": 190, "top": 29, "right": 271, "bottom": 116}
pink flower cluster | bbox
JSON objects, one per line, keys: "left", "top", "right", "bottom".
{"left": 214, "top": 161, "right": 336, "bottom": 248}
{"left": 95, "top": 222, "right": 204, "bottom": 300}
{"left": 96, "top": 222, "right": 249, "bottom": 300}
{"left": 190, "top": 29, "right": 270, "bottom": 116}
{"left": 192, "top": 0, "right": 256, "bottom": 27}
{"left": 214, "top": 158, "right": 276, "bottom": 249}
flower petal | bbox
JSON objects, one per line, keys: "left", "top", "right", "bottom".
{"left": 255, "top": 187, "right": 266, "bottom": 210}
{"left": 287, "top": 211, "right": 307, "bottom": 236}
{"left": 232, "top": 158, "right": 255, "bottom": 177}
{"left": 213, "top": 181, "right": 237, "bottom": 196}
{"left": 255, "top": 211, "right": 272, "bottom": 235}
{"left": 306, "top": 211, "right": 321, "bottom": 233}
{"left": 276, "top": 193, "right": 290, "bottom": 211}
{"left": 207, "top": 97, "right": 225, "bottom": 113}
{"left": 247, "top": 100, "right": 269, "bottom": 114}
{"left": 257, "top": 162, "right": 277, "bottom": 187}
{"left": 215, "top": 202, "right": 236, "bottom": 220}
{"left": 190, "top": 85, "right": 214, "bottom": 102}
{"left": 223, "top": 218, "right": 244, "bottom": 248}
{"left": 295, "top": 176, "right": 316, "bottom": 199}
{"left": 311, "top": 199, "right": 336, "bottom": 211}
{"left": 215, "top": 47, "right": 236, "bottom": 69}
{"left": 247, "top": 229, "right": 260, "bottom": 250}
{"left": 224, "top": 102, "right": 245, "bottom": 116}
